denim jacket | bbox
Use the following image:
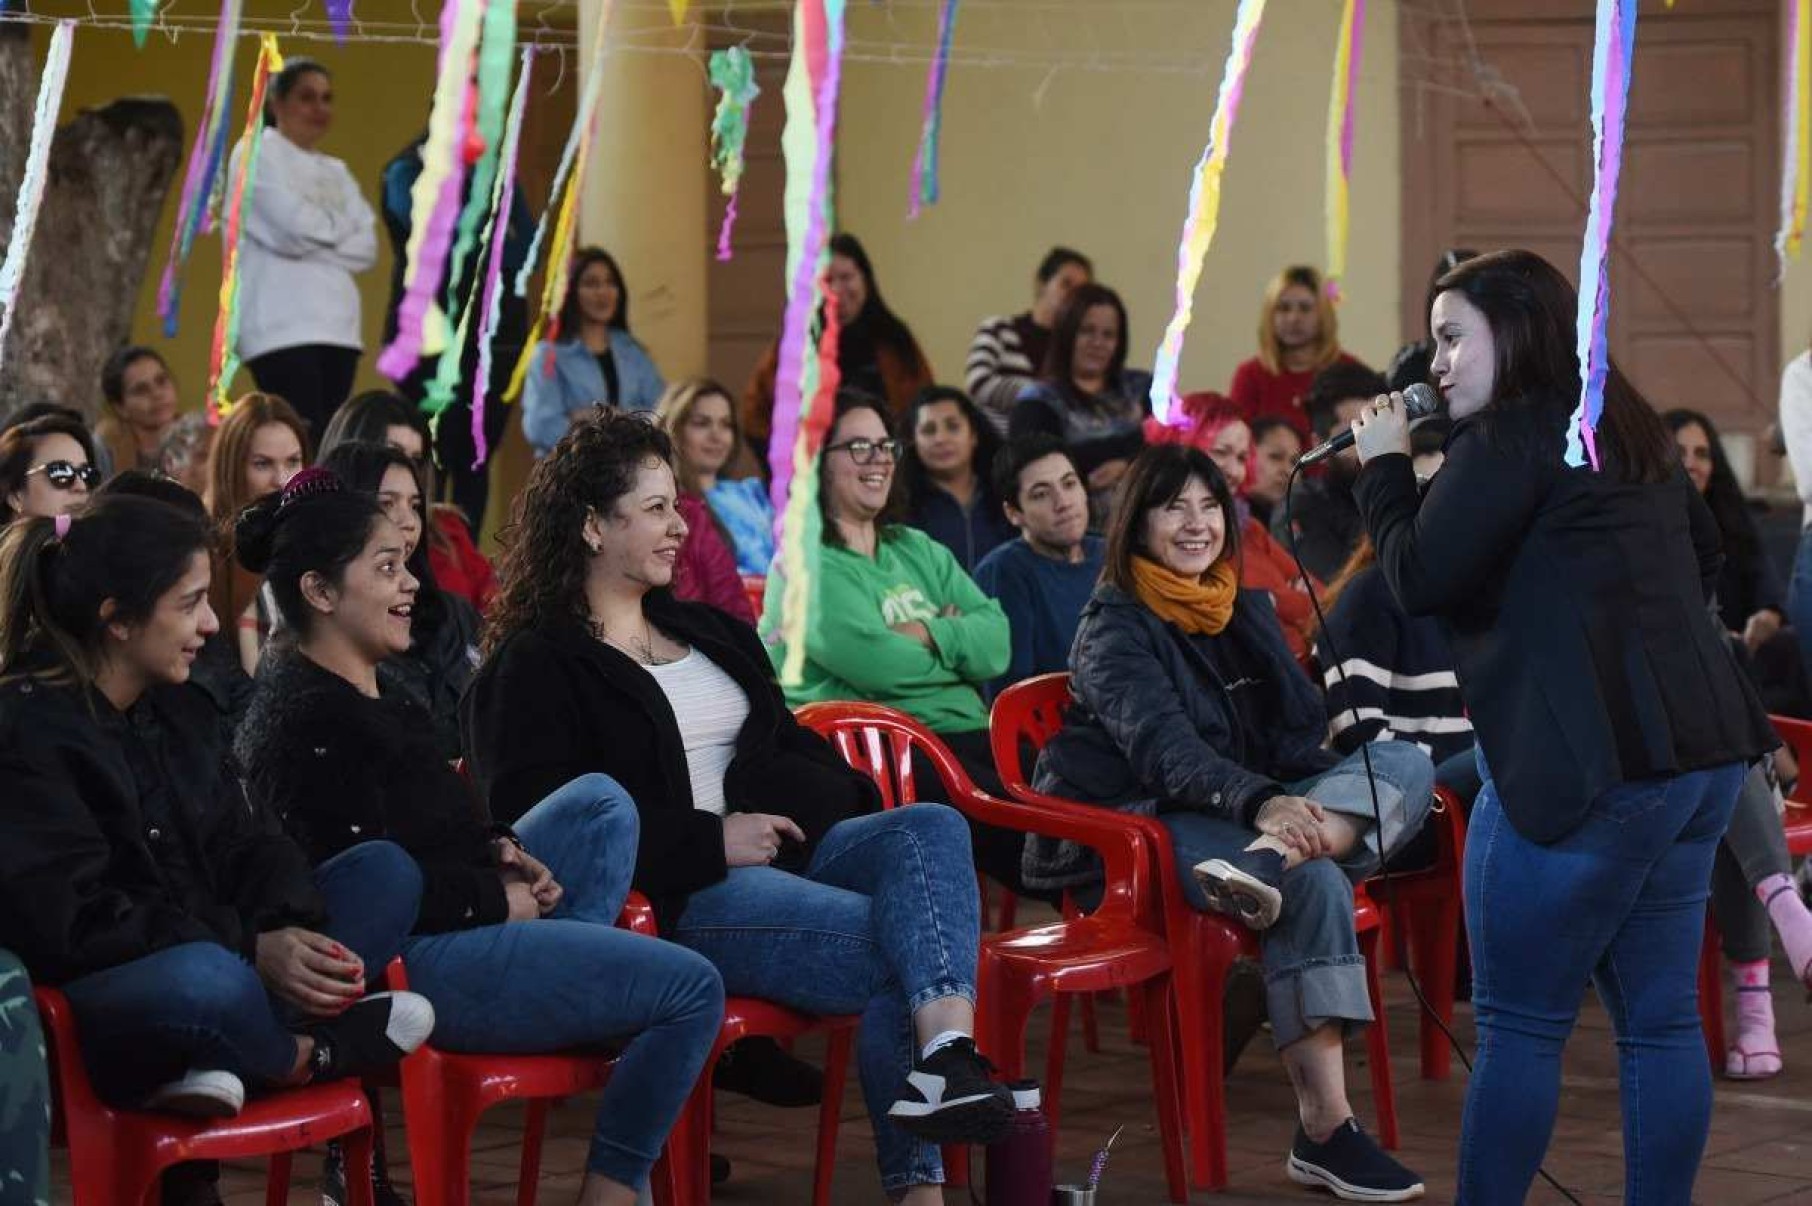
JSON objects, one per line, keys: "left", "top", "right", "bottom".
{"left": 1025, "top": 581, "right": 1336, "bottom": 889}
{"left": 521, "top": 331, "right": 666, "bottom": 455}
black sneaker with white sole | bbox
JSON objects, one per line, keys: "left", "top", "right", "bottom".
{"left": 304, "top": 991, "right": 435, "bottom": 1084}
{"left": 1193, "top": 848, "right": 1287, "bottom": 930}
{"left": 1287, "top": 1118, "right": 1424, "bottom": 1202}
{"left": 886, "top": 1037, "right": 1014, "bottom": 1144}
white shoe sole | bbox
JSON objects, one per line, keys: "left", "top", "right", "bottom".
{"left": 144, "top": 1069, "right": 245, "bottom": 1118}
{"left": 1287, "top": 1153, "right": 1425, "bottom": 1202}
{"left": 888, "top": 1092, "right": 1014, "bottom": 1144}
{"left": 1193, "top": 858, "right": 1283, "bottom": 930}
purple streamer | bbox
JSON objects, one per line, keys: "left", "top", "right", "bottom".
{"left": 907, "top": 0, "right": 958, "bottom": 219}
{"left": 716, "top": 192, "right": 739, "bottom": 262}
{"left": 327, "top": 0, "right": 353, "bottom": 42}
{"left": 154, "top": 0, "right": 239, "bottom": 336}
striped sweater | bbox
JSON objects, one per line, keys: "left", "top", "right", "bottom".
{"left": 1313, "top": 565, "right": 1473, "bottom": 762}
{"left": 966, "top": 312, "right": 1050, "bottom": 432}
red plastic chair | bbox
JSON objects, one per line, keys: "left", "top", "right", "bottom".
{"left": 990, "top": 673, "right": 1399, "bottom": 1192}
{"left": 796, "top": 700, "right": 1191, "bottom": 1204}
{"left": 34, "top": 985, "right": 378, "bottom": 1206}
{"left": 741, "top": 575, "right": 766, "bottom": 621}
{"left": 1364, "top": 785, "right": 1468, "bottom": 1080}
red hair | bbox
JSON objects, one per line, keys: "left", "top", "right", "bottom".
{"left": 1143, "top": 391, "right": 1252, "bottom": 493}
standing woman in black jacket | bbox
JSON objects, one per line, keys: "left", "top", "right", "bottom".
{"left": 1352, "top": 249, "right": 1778, "bottom": 1205}
{"left": 0, "top": 495, "right": 432, "bottom": 1118}
{"left": 231, "top": 468, "right": 724, "bottom": 1206}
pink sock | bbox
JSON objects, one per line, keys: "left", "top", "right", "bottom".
{"left": 1756, "top": 872, "right": 1812, "bottom": 983}
{"left": 1726, "top": 959, "right": 1781, "bottom": 1078}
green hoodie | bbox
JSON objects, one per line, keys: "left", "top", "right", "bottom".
{"left": 764, "top": 525, "right": 1011, "bottom": 733}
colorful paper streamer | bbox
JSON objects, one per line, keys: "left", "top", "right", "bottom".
{"left": 422, "top": 0, "right": 520, "bottom": 421}
{"left": 377, "top": 0, "right": 485, "bottom": 382}
{"left": 1147, "top": 0, "right": 1267, "bottom": 424}
{"left": 156, "top": 0, "right": 244, "bottom": 337}
{"left": 907, "top": 0, "right": 959, "bottom": 219}
{"left": 764, "top": 0, "right": 849, "bottom": 687}
{"left": 131, "top": 0, "right": 155, "bottom": 46}
{"left": 669, "top": 0, "right": 690, "bottom": 23}
{"left": 209, "top": 34, "right": 284, "bottom": 417}
{"left": 1563, "top": 0, "right": 1637, "bottom": 470}
{"left": 1779, "top": 0, "right": 1810, "bottom": 275}
{"left": 327, "top": 0, "right": 353, "bottom": 41}
{"left": 468, "top": 48, "right": 535, "bottom": 469}
{"left": 709, "top": 46, "right": 760, "bottom": 261}
{"left": 0, "top": 20, "right": 74, "bottom": 375}
{"left": 504, "top": 0, "right": 618, "bottom": 403}
{"left": 1323, "top": 0, "right": 1364, "bottom": 300}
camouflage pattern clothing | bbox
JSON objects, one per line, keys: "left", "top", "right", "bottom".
{"left": 0, "top": 950, "right": 49, "bottom": 1206}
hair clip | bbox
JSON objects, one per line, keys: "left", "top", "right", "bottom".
{"left": 53, "top": 512, "right": 73, "bottom": 539}
{"left": 278, "top": 466, "right": 343, "bottom": 509}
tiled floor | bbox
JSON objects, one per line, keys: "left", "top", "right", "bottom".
{"left": 53, "top": 939, "right": 1812, "bottom": 1204}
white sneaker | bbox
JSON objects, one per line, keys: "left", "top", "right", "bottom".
{"left": 143, "top": 1068, "right": 245, "bottom": 1118}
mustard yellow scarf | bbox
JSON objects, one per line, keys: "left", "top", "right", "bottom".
{"left": 1130, "top": 556, "right": 1239, "bottom": 636}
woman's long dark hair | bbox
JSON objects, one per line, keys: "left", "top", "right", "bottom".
{"left": 1433, "top": 249, "right": 1673, "bottom": 483}
{"left": 0, "top": 495, "right": 211, "bottom": 687}
{"left": 819, "top": 391, "right": 907, "bottom": 551}
{"left": 483, "top": 408, "right": 674, "bottom": 655}
{"left": 1662, "top": 408, "right": 1759, "bottom": 571}
{"left": 556, "top": 247, "right": 631, "bottom": 339}
{"left": 829, "top": 233, "right": 919, "bottom": 364}
{"left": 234, "top": 469, "right": 385, "bottom": 641}
{"left": 318, "top": 390, "right": 458, "bottom": 558}
{"left": 0, "top": 414, "right": 98, "bottom": 524}
{"left": 1102, "top": 443, "right": 1240, "bottom": 595}
{"left": 900, "top": 386, "right": 1002, "bottom": 513}
{"left": 1041, "top": 283, "right": 1130, "bottom": 396}
{"left": 318, "top": 441, "right": 449, "bottom": 637}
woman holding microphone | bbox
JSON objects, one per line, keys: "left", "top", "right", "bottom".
{"left": 1350, "top": 249, "right": 1775, "bottom": 1206}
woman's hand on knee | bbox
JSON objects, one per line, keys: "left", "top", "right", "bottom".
{"left": 255, "top": 927, "right": 365, "bottom": 1016}
{"left": 723, "top": 812, "right": 806, "bottom": 867}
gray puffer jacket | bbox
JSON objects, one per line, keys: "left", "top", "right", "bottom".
{"left": 1025, "top": 581, "right": 1337, "bottom": 890}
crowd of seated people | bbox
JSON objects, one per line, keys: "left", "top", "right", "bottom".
{"left": 8, "top": 222, "right": 1812, "bottom": 1206}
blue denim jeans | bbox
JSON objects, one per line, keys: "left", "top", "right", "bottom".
{"left": 667, "top": 804, "right": 980, "bottom": 1196}
{"left": 1457, "top": 756, "right": 1746, "bottom": 1206}
{"left": 399, "top": 774, "right": 724, "bottom": 1190}
{"left": 1161, "top": 741, "right": 1435, "bottom": 1048}
{"left": 1, "top": 948, "right": 50, "bottom": 1206}
{"left": 61, "top": 839, "right": 423, "bottom": 1105}
{"left": 1787, "top": 525, "right": 1812, "bottom": 685}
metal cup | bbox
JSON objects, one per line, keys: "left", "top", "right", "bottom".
{"left": 1051, "top": 1187, "right": 1097, "bottom": 1206}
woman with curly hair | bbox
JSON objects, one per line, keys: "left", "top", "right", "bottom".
{"left": 463, "top": 408, "right": 1013, "bottom": 1203}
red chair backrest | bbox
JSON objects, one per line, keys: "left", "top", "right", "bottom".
{"left": 1770, "top": 714, "right": 1812, "bottom": 807}
{"left": 989, "top": 672, "right": 1072, "bottom": 795}
{"left": 794, "top": 702, "right": 935, "bottom": 811}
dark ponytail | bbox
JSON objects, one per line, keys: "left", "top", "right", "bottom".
{"left": 0, "top": 496, "right": 211, "bottom": 685}
{"left": 235, "top": 467, "right": 383, "bottom": 638}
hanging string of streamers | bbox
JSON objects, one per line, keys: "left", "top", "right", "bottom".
{"left": 907, "top": 0, "right": 959, "bottom": 219}
{"left": 1563, "top": 0, "right": 1636, "bottom": 470}
{"left": 1146, "top": 0, "right": 1266, "bottom": 424}
{"left": 156, "top": 0, "right": 244, "bottom": 337}
{"left": 0, "top": 19, "right": 74, "bottom": 374}
{"left": 208, "top": 33, "right": 283, "bottom": 417}
{"left": 709, "top": 46, "right": 760, "bottom": 261}
{"left": 422, "top": 0, "right": 520, "bottom": 425}
{"left": 327, "top": 0, "right": 353, "bottom": 41}
{"left": 1322, "top": 0, "right": 1363, "bottom": 300}
{"left": 376, "top": 0, "right": 485, "bottom": 382}
{"left": 766, "top": 0, "right": 849, "bottom": 687}
{"left": 469, "top": 48, "right": 535, "bottom": 468}
{"left": 130, "top": 0, "right": 153, "bottom": 46}
{"left": 504, "top": 0, "right": 617, "bottom": 403}
{"left": 1780, "top": 0, "right": 1810, "bottom": 276}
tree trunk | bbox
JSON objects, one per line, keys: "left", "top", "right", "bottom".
{"left": 0, "top": 24, "right": 183, "bottom": 421}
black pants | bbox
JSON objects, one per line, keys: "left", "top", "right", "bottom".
{"left": 915, "top": 728, "right": 1063, "bottom": 907}
{"left": 246, "top": 344, "right": 361, "bottom": 443}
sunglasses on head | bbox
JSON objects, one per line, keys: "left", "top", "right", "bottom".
{"left": 26, "top": 460, "right": 100, "bottom": 490}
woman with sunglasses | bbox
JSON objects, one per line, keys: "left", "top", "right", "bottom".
{"left": 0, "top": 413, "right": 101, "bottom": 523}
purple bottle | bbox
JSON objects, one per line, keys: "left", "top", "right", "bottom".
{"left": 984, "top": 1080, "right": 1053, "bottom": 1206}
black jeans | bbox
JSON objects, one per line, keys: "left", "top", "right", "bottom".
{"left": 247, "top": 344, "right": 361, "bottom": 442}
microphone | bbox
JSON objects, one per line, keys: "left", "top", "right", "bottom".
{"left": 1298, "top": 381, "right": 1440, "bottom": 467}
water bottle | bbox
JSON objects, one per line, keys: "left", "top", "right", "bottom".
{"left": 984, "top": 1080, "right": 1053, "bottom": 1206}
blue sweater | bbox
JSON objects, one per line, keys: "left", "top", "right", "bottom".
{"left": 972, "top": 536, "right": 1104, "bottom": 698}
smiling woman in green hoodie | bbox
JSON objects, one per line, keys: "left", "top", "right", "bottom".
{"left": 762, "top": 391, "right": 1037, "bottom": 896}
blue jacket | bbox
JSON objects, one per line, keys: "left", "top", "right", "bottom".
{"left": 909, "top": 484, "right": 1016, "bottom": 574}
{"left": 1026, "top": 581, "right": 1336, "bottom": 889}
{"left": 521, "top": 331, "right": 666, "bottom": 455}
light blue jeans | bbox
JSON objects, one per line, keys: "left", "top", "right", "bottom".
{"left": 1161, "top": 741, "right": 1435, "bottom": 1047}
{"left": 1457, "top": 753, "right": 1745, "bottom": 1206}
{"left": 400, "top": 774, "right": 724, "bottom": 1190}
{"left": 1788, "top": 525, "right": 1812, "bottom": 685}
{"left": 667, "top": 804, "right": 981, "bottom": 1196}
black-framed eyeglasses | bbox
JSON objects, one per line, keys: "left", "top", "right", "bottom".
{"left": 25, "top": 460, "right": 100, "bottom": 491}
{"left": 824, "top": 438, "right": 904, "bottom": 465}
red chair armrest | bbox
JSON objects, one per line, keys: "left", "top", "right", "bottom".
{"left": 618, "top": 891, "right": 659, "bottom": 936}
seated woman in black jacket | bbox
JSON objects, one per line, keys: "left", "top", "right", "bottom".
{"left": 1030, "top": 443, "right": 1432, "bottom": 1204}
{"left": 231, "top": 468, "right": 723, "bottom": 1206}
{"left": 317, "top": 441, "right": 480, "bottom": 761}
{"left": 463, "top": 409, "right": 1014, "bottom": 1204}
{"left": 0, "top": 495, "right": 432, "bottom": 1119}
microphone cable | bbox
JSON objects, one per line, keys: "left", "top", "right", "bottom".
{"left": 1281, "top": 455, "right": 1583, "bottom": 1206}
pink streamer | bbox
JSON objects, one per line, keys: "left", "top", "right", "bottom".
{"left": 716, "top": 192, "right": 739, "bottom": 262}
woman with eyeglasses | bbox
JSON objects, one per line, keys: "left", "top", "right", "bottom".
{"left": 0, "top": 413, "right": 101, "bottom": 523}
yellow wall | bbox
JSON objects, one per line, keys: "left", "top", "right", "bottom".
{"left": 835, "top": 0, "right": 1403, "bottom": 398}
{"left": 28, "top": 5, "right": 437, "bottom": 414}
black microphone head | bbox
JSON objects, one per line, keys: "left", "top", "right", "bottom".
{"left": 1402, "top": 381, "right": 1440, "bottom": 419}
